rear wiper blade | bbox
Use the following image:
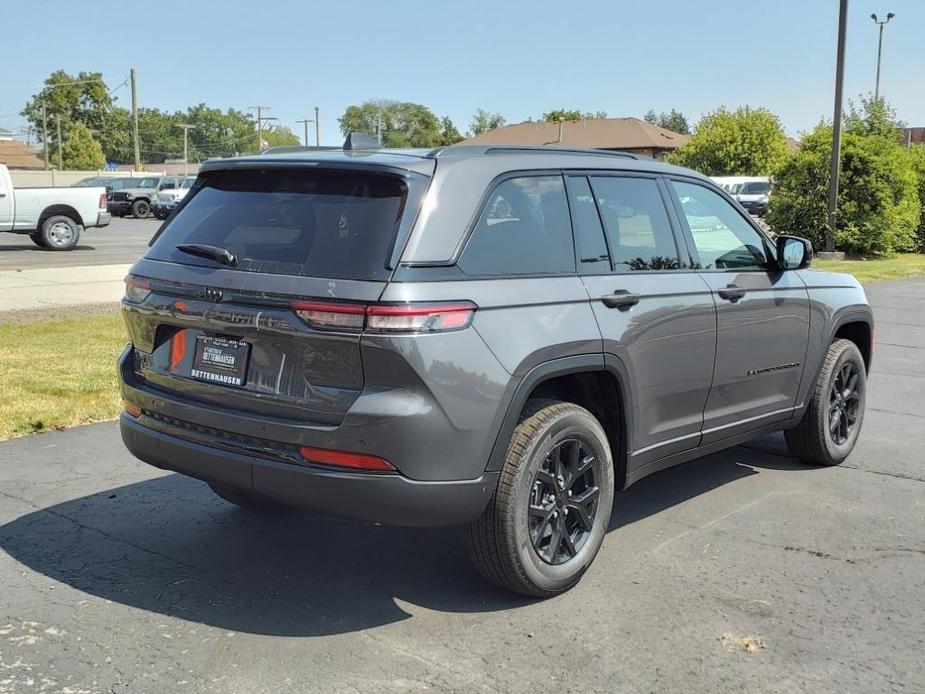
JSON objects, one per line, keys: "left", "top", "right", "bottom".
{"left": 175, "top": 243, "right": 237, "bottom": 267}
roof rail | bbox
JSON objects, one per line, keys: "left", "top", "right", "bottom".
{"left": 428, "top": 144, "right": 641, "bottom": 160}
{"left": 259, "top": 145, "right": 339, "bottom": 155}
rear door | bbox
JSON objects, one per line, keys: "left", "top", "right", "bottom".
{"left": 666, "top": 178, "right": 810, "bottom": 443}
{"left": 123, "top": 165, "right": 427, "bottom": 425}
{"left": 568, "top": 173, "right": 717, "bottom": 466}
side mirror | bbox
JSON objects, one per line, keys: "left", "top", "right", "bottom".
{"left": 777, "top": 235, "right": 812, "bottom": 270}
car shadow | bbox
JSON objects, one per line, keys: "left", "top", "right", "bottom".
{"left": 0, "top": 433, "right": 805, "bottom": 637}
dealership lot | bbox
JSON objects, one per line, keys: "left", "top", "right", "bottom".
{"left": 0, "top": 278, "right": 923, "bottom": 693}
{"left": 0, "top": 217, "right": 157, "bottom": 271}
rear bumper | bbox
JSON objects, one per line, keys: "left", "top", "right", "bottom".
{"left": 107, "top": 201, "right": 132, "bottom": 215}
{"left": 96, "top": 212, "right": 112, "bottom": 228}
{"left": 120, "top": 415, "right": 497, "bottom": 526}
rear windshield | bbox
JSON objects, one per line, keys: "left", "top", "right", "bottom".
{"left": 148, "top": 168, "right": 409, "bottom": 280}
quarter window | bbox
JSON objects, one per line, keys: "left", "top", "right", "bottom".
{"left": 459, "top": 175, "right": 574, "bottom": 276}
{"left": 670, "top": 180, "right": 768, "bottom": 270}
{"left": 589, "top": 176, "right": 681, "bottom": 271}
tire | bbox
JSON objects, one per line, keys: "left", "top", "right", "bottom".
{"left": 466, "top": 400, "right": 615, "bottom": 597}
{"left": 38, "top": 215, "right": 81, "bottom": 251}
{"left": 131, "top": 199, "right": 150, "bottom": 218}
{"left": 29, "top": 232, "right": 46, "bottom": 248}
{"left": 785, "top": 339, "right": 867, "bottom": 466}
{"left": 208, "top": 482, "right": 287, "bottom": 511}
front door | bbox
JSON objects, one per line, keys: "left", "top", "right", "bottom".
{"left": 566, "top": 174, "right": 717, "bottom": 468}
{"left": 667, "top": 178, "right": 810, "bottom": 444}
{"left": 0, "top": 171, "right": 12, "bottom": 231}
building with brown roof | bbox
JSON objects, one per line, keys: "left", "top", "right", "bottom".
{"left": 903, "top": 127, "right": 924, "bottom": 146}
{"left": 0, "top": 138, "right": 45, "bottom": 169}
{"left": 462, "top": 117, "right": 691, "bottom": 159}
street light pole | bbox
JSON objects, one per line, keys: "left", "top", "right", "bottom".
{"left": 314, "top": 106, "right": 320, "bottom": 146}
{"left": 870, "top": 12, "right": 895, "bottom": 101}
{"left": 826, "top": 0, "right": 849, "bottom": 253}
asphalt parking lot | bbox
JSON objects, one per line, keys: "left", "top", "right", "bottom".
{"left": 0, "top": 217, "right": 158, "bottom": 271}
{"left": 0, "top": 278, "right": 923, "bottom": 694}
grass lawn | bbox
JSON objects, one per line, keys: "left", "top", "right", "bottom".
{"left": 813, "top": 253, "right": 925, "bottom": 284}
{"left": 0, "top": 313, "right": 127, "bottom": 440}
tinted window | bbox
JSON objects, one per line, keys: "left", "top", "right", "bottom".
{"left": 459, "top": 175, "right": 574, "bottom": 276}
{"left": 589, "top": 176, "right": 680, "bottom": 271}
{"left": 671, "top": 180, "right": 768, "bottom": 270}
{"left": 567, "top": 176, "right": 610, "bottom": 272}
{"left": 148, "top": 169, "right": 408, "bottom": 280}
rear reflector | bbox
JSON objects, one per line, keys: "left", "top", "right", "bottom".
{"left": 290, "top": 300, "right": 476, "bottom": 333}
{"left": 299, "top": 445, "right": 395, "bottom": 472}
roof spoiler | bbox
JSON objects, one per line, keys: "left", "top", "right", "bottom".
{"left": 343, "top": 132, "right": 381, "bottom": 151}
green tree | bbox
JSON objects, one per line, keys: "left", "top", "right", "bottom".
{"left": 845, "top": 95, "right": 905, "bottom": 139}
{"left": 908, "top": 145, "right": 925, "bottom": 251}
{"left": 658, "top": 109, "right": 690, "bottom": 134}
{"left": 643, "top": 109, "right": 658, "bottom": 124}
{"left": 261, "top": 125, "right": 301, "bottom": 148}
{"left": 439, "top": 116, "right": 463, "bottom": 145}
{"left": 21, "top": 70, "right": 113, "bottom": 156}
{"left": 767, "top": 119, "right": 920, "bottom": 255}
{"left": 468, "top": 108, "right": 506, "bottom": 136}
{"left": 58, "top": 121, "right": 105, "bottom": 170}
{"left": 669, "top": 106, "right": 789, "bottom": 175}
{"left": 542, "top": 108, "right": 607, "bottom": 122}
{"left": 338, "top": 100, "right": 443, "bottom": 148}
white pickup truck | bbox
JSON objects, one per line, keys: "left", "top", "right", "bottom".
{"left": 0, "top": 164, "right": 111, "bottom": 250}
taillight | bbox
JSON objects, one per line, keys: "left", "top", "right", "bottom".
{"left": 299, "top": 445, "right": 395, "bottom": 472}
{"left": 290, "top": 300, "right": 476, "bottom": 333}
{"left": 366, "top": 302, "right": 476, "bottom": 333}
{"left": 291, "top": 300, "right": 366, "bottom": 330}
{"left": 99, "top": 192, "right": 107, "bottom": 209}
{"left": 123, "top": 275, "right": 151, "bottom": 303}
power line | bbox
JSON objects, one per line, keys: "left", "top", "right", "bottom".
{"left": 0, "top": 75, "right": 122, "bottom": 91}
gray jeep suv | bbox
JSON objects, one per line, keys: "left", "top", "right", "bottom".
{"left": 119, "top": 138, "right": 873, "bottom": 596}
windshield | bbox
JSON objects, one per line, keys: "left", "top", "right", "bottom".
{"left": 148, "top": 168, "right": 410, "bottom": 280}
{"left": 738, "top": 182, "right": 771, "bottom": 195}
{"left": 181, "top": 178, "right": 196, "bottom": 189}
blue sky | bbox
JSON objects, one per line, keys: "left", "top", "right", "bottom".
{"left": 2, "top": 0, "right": 922, "bottom": 147}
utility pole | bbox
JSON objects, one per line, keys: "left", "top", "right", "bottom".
{"left": 55, "top": 115, "right": 63, "bottom": 170}
{"left": 296, "top": 118, "right": 313, "bottom": 147}
{"left": 130, "top": 68, "right": 141, "bottom": 171}
{"left": 176, "top": 124, "right": 195, "bottom": 175}
{"left": 826, "top": 0, "right": 849, "bottom": 253}
{"left": 249, "top": 105, "right": 275, "bottom": 151}
{"left": 41, "top": 101, "right": 49, "bottom": 170}
{"left": 871, "top": 12, "right": 895, "bottom": 101}
{"left": 314, "top": 105, "right": 320, "bottom": 146}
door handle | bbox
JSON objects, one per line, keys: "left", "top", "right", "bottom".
{"left": 0, "top": 193, "right": 6, "bottom": 198}
{"left": 601, "top": 290, "right": 640, "bottom": 310}
{"left": 717, "top": 284, "right": 747, "bottom": 302}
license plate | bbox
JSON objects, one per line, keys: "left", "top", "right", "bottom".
{"left": 191, "top": 335, "right": 250, "bottom": 387}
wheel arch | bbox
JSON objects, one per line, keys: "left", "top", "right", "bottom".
{"left": 833, "top": 318, "right": 873, "bottom": 372}
{"left": 485, "top": 354, "right": 632, "bottom": 490}
{"left": 38, "top": 204, "right": 83, "bottom": 229}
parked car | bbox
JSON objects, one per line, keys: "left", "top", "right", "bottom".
{"left": 73, "top": 176, "right": 112, "bottom": 188}
{"left": 735, "top": 178, "right": 772, "bottom": 216}
{"left": 118, "top": 139, "right": 873, "bottom": 597}
{"left": 0, "top": 163, "right": 111, "bottom": 250}
{"left": 106, "top": 175, "right": 164, "bottom": 218}
{"left": 152, "top": 176, "right": 196, "bottom": 220}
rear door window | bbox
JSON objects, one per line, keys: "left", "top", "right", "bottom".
{"left": 459, "top": 175, "right": 574, "bottom": 276}
{"left": 589, "top": 176, "right": 681, "bottom": 271}
{"left": 148, "top": 168, "right": 409, "bottom": 280}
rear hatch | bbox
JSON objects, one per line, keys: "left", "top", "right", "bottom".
{"left": 122, "top": 162, "right": 429, "bottom": 424}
